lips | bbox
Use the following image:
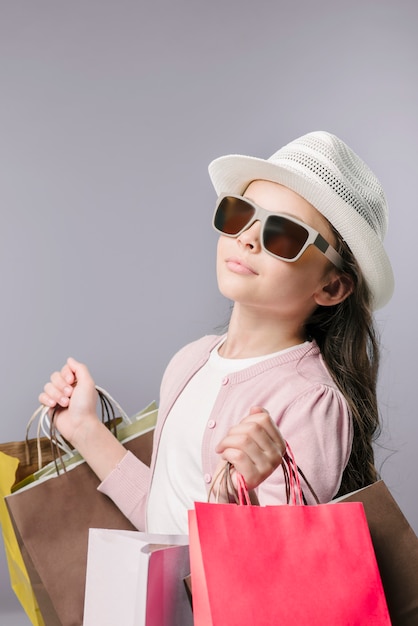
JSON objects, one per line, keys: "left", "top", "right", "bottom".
{"left": 225, "top": 257, "right": 258, "bottom": 275}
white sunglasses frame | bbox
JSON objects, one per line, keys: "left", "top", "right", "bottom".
{"left": 213, "top": 194, "right": 344, "bottom": 270}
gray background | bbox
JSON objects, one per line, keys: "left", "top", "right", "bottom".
{"left": 0, "top": 0, "right": 417, "bottom": 622}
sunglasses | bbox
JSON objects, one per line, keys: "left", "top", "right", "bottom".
{"left": 213, "top": 194, "right": 344, "bottom": 269}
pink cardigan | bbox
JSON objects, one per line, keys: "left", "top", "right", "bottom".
{"left": 98, "top": 335, "right": 352, "bottom": 530}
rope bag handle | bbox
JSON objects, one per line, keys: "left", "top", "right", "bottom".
{"left": 211, "top": 441, "right": 320, "bottom": 506}
{"left": 28, "top": 385, "right": 132, "bottom": 473}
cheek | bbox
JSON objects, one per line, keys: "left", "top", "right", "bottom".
{"left": 216, "top": 235, "right": 235, "bottom": 261}
{"left": 216, "top": 237, "right": 223, "bottom": 266}
{"left": 264, "top": 252, "right": 325, "bottom": 295}
{"left": 216, "top": 237, "right": 229, "bottom": 279}
{"left": 292, "top": 247, "right": 333, "bottom": 280}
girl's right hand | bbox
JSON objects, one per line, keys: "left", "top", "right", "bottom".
{"left": 38, "top": 357, "right": 99, "bottom": 448}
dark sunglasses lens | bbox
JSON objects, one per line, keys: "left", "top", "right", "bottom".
{"left": 264, "top": 216, "right": 308, "bottom": 259}
{"left": 214, "top": 197, "right": 255, "bottom": 235}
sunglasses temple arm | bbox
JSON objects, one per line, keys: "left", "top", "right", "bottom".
{"left": 314, "top": 234, "right": 344, "bottom": 270}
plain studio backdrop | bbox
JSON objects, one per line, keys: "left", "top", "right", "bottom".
{"left": 0, "top": 0, "right": 417, "bottom": 622}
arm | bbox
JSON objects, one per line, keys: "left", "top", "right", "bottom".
{"left": 39, "top": 357, "right": 128, "bottom": 482}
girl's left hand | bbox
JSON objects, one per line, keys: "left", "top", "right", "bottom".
{"left": 215, "top": 406, "right": 286, "bottom": 490}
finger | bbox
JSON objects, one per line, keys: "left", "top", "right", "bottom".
{"left": 217, "top": 414, "right": 285, "bottom": 456}
{"left": 248, "top": 405, "right": 266, "bottom": 415}
{"left": 240, "top": 409, "right": 285, "bottom": 450}
{"left": 218, "top": 427, "right": 283, "bottom": 472}
{"left": 218, "top": 447, "right": 270, "bottom": 491}
{"left": 50, "top": 370, "right": 73, "bottom": 393}
{"left": 40, "top": 380, "right": 71, "bottom": 408}
{"left": 216, "top": 414, "right": 286, "bottom": 489}
{"left": 38, "top": 390, "right": 57, "bottom": 408}
{"left": 61, "top": 361, "right": 77, "bottom": 385}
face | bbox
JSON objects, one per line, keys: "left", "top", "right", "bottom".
{"left": 216, "top": 179, "right": 340, "bottom": 322}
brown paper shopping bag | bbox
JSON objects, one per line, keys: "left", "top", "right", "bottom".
{"left": 339, "top": 480, "right": 418, "bottom": 626}
{"left": 0, "top": 403, "right": 70, "bottom": 626}
{"left": 5, "top": 391, "right": 157, "bottom": 626}
{"left": 0, "top": 437, "right": 56, "bottom": 487}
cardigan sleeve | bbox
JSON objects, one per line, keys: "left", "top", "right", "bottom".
{"left": 97, "top": 451, "right": 151, "bottom": 530}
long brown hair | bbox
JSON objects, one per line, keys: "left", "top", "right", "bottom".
{"left": 305, "top": 236, "right": 380, "bottom": 497}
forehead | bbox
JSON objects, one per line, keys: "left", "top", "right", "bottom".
{"left": 243, "top": 179, "right": 334, "bottom": 237}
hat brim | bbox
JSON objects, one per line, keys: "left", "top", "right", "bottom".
{"left": 209, "top": 154, "right": 394, "bottom": 310}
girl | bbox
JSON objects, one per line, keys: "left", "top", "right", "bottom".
{"left": 39, "top": 130, "right": 394, "bottom": 534}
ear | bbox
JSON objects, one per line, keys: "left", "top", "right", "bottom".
{"left": 314, "top": 273, "right": 354, "bottom": 307}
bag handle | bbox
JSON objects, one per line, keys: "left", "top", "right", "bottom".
{"left": 49, "top": 386, "right": 134, "bottom": 474}
{"left": 281, "top": 442, "right": 304, "bottom": 505}
{"left": 29, "top": 386, "right": 132, "bottom": 473}
{"left": 212, "top": 441, "right": 320, "bottom": 506}
{"left": 95, "top": 385, "right": 132, "bottom": 425}
{"left": 235, "top": 442, "right": 306, "bottom": 506}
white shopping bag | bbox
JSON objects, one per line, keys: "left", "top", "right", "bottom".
{"left": 83, "top": 529, "right": 192, "bottom": 626}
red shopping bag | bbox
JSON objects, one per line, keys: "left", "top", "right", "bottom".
{"left": 188, "top": 447, "right": 391, "bottom": 626}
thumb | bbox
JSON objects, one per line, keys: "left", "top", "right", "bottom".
{"left": 66, "top": 357, "right": 95, "bottom": 386}
{"left": 249, "top": 405, "right": 268, "bottom": 416}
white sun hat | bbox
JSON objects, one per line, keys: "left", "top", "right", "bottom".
{"left": 208, "top": 131, "right": 394, "bottom": 310}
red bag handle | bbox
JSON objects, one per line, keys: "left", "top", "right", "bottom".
{"left": 282, "top": 442, "right": 303, "bottom": 505}
{"left": 235, "top": 441, "right": 319, "bottom": 506}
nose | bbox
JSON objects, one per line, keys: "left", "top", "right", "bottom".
{"left": 237, "top": 220, "right": 262, "bottom": 252}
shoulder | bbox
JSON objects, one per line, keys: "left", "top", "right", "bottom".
{"left": 232, "top": 342, "right": 350, "bottom": 426}
{"left": 235, "top": 341, "right": 337, "bottom": 392}
{"left": 277, "top": 341, "right": 340, "bottom": 390}
{"left": 276, "top": 343, "right": 348, "bottom": 416}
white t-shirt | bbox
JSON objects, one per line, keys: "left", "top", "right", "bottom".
{"left": 146, "top": 340, "right": 306, "bottom": 534}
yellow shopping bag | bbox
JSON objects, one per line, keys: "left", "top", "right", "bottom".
{"left": 0, "top": 451, "right": 45, "bottom": 626}
{"left": 3, "top": 391, "right": 158, "bottom": 625}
